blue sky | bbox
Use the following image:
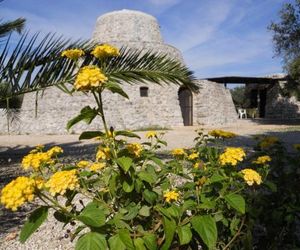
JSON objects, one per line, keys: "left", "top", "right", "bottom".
{"left": 1, "top": 0, "right": 290, "bottom": 78}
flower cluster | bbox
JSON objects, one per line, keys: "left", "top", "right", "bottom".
{"left": 91, "top": 44, "right": 120, "bottom": 58}
{"left": 96, "top": 147, "right": 111, "bottom": 161}
{"left": 172, "top": 148, "right": 186, "bottom": 157}
{"left": 253, "top": 155, "right": 271, "bottom": 165}
{"left": 76, "top": 160, "right": 105, "bottom": 172}
{"left": 146, "top": 131, "right": 157, "bottom": 139}
{"left": 293, "top": 144, "right": 300, "bottom": 151}
{"left": 127, "top": 143, "right": 143, "bottom": 157}
{"left": 0, "top": 177, "right": 35, "bottom": 211}
{"left": 164, "top": 190, "right": 179, "bottom": 203}
{"left": 89, "top": 162, "right": 106, "bottom": 172}
{"left": 219, "top": 147, "right": 246, "bottom": 166}
{"left": 240, "top": 169, "right": 262, "bottom": 186}
{"left": 188, "top": 152, "right": 199, "bottom": 160}
{"left": 77, "top": 160, "right": 91, "bottom": 168}
{"left": 74, "top": 66, "right": 108, "bottom": 91}
{"left": 45, "top": 170, "right": 79, "bottom": 196}
{"left": 259, "top": 136, "right": 278, "bottom": 149}
{"left": 21, "top": 146, "right": 63, "bottom": 171}
{"left": 208, "top": 129, "right": 236, "bottom": 139}
{"left": 47, "top": 146, "right": 64, "bottom": 157}
{"left": 61, "top": 49, "right": 85, "bottom": 60}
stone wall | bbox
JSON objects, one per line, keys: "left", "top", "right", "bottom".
{"left": 0, "top": 9, "right": 238, "bottom": 134}
{"left": 265, "top": 82, "right": 300, "bottom": 119}
{"left": 194, "top": 80, "right": 237, "bottom": 125}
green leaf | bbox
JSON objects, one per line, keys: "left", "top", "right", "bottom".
{"left": 139, "top": 206, "right": 151, "bottom": 217}
{"left": 143, "top": 233, "right": 157, "bottom": 250}
{"left": 75, "top": 232, "right": 107, "bottom": 250}
{"left": 210, "top": 173, "right": 227, "bottom": 183}
{"left": 53, "top": 211, "right": 71, "bottom": 224}
{"left": 115, "top": 130, "right": 141, "bottom": 139}
{"left": 138, "top": 171, "right": 156, "bottom": 184}
{"left": 177, "top": 224, "right": 192, "bottom": 245}
{"left": 77, "top": 202, "right": 106, "bottom": 228}
{"left": 108, "top": 234, "right": 126, "bottom": 250}
{"left": 67, "top": 106, "right": 98, "bottom": 130}
{"left": 79, "top": 131, "right": 104, "bottom": 140}
{"left": 161, "top": 216, "right": 176, "bottom": 250}
{"left": 143, "top": 189, "right": 158, "bottom": 205}
{"left": 224, "top": 194, "right": 245, "bottom": 214}
{"left": 134, "top": 238, "right": 146, "bottom": 250}
{"left": 123, "top": 204, "right": 139, "bottom": 220}
{"left": 117, "top": 157, "right": 133, "bottom": 173}
{"left": 119, "top": 229, "right": 135, "bottom": 250}
{"left": 191, "top": 215, "right": 217, "bottom": 249}
{"left": 122, "top": 178, "right": 135, "bottom": 193}
{"left": 109, "top": 173, "right": 118, "bottom": 196}
{"left": 105, "top": 81, "right": 129, "bottom": 99}
{"left": 20, "top": 206, "right": 49, "bottom": 243}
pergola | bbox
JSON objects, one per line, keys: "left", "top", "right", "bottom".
{"left": 205, "top": 76, "right": 288, "bottom": 86}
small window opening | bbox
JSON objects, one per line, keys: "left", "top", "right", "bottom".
{"left": 140, "top": 87, "right": 149, "bottom": 97}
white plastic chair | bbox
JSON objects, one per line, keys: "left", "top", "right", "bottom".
{"left": 238, "top": 109, "right": 247, "bottom": 119}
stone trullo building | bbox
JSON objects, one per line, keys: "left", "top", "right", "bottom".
{"left": 0, "top": 10, "right": 238, "bottom": 134}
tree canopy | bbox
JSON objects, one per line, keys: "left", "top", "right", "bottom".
{"left": 269, "top": 0, "right": 300, "bottom": 99}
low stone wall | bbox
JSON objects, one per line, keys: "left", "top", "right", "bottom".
{"left": 194, "top": 80, "right": 238, "bottom": 125}
{"left": 265, "top": 83, "right": 300, "bottom": 119}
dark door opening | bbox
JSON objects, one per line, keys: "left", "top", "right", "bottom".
{"left": 178, "top": 87, "right": 193, "bottom": 126}
{"left": 259, "top": 89, "right": 267, "bottom": 118}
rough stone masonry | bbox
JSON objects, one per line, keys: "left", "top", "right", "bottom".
{"left": 0, "top": 10, "right": 238, "bottom": 134}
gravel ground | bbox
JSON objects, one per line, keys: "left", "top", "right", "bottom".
{"left": 0, "top": 119, "right": 299, "bottom": 249}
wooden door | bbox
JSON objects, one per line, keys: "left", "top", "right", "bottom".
{"left": 178, "top": 88, "right": 193, "bottom": 126}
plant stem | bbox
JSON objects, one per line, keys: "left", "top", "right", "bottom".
{"left": 98, "top": 91, "right": 109, "bottom": 135}
{"left": 223, "top": 217, "right": 245, "bottom": 249}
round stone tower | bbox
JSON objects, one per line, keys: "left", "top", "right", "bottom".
{"left": 93, "top": 10, "right": 164, "bottom": 44}
{"left": 92, "top": 9, "right": 184, "bottom": 62}
{"left": 0, "top": 9, "right": 238, "bottom": 134}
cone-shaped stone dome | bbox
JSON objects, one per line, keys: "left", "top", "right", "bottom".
{"left": 93, "top": 9, "right": 163, "bottom": 43}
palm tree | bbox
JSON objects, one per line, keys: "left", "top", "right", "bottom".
{"left": 0, "top": 16, "right": 197, "bottom": 135}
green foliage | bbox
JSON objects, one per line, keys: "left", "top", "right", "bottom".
{"left": 269, "top": 0, "right": 300, "bottom": 99}
{"left": 269, "top": 0, "right": 300, "bottom": 63}
{"left": 19, "top": 206, "right": 49, "bottom": 243}
{"left": 6, "top": 44, "right": 300, "bottom": 250}
{"left": 230, "top": 86, "right": 252, "bottom": 109}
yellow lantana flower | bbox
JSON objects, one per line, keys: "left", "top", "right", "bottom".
{"left": 77, "top": 160, "right": 91, "bottom": 168}
{"left": 74, "top": 66, "right": 108, "bottom": 91}
{"left": 47, "top": 146, "right": 63, "bottom": 157}
{"left": 172, "top": 148, "right": 186, "bottom": 157}
{"left": 127, "top": 143, "right": 143, "bottom": 157}
{"left": 219, "top": 147, "right": 246, "bottom": 166}
{"left": 45, "top": 170, "right": 79, "bottom": 196}
{"left": 208, "top": 129, "right": 236, "bottom": 139}
{"left": 96, "top": 147, "right": 111, "bottom": 161}
{"left": 240, "top": 169, "right": 262, "bottom": 186}
{"left": 0, "top": 177, "right": 35, "bottom": 211}
{"left": 259, "top": 136, "right": 278, "bottom": 149}
{"left": 188, "top": 152, "right": 199, "bottom": 160}
{"left": 61, "top": 48, "right": 85, "bottom": 60}
{"left": 253, "top": 155, "right": 271, "bottom": 165}
{"left": 293, "top": 144, "right": 300, "bottom": 151}
{"left": 146, "top": 131, "right": 157, "bottom": 139}
{"left": 89, "top": 162, "right": 106, "bottom": 172}
{"left": 164, "top": 190, "right": 179, "bottom": 203}
{"left": 91, "top": 44, "right": 120, "bottom": 58}
{"left": 22, "top": 152, "right": 54, "bottom": 171}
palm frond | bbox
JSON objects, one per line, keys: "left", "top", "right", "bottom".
{"left": 0, "top": 33, "right": 91, "bottom": 100}
{"left": 0, "top": 18, "right": 26, "bottom": 38}
{"left": 81, "top": 47, "right": 198, "bottom": 92}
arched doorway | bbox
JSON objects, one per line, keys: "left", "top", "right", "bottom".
{"left": 178, "top": 87, "right": 193, "bottom": 126}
